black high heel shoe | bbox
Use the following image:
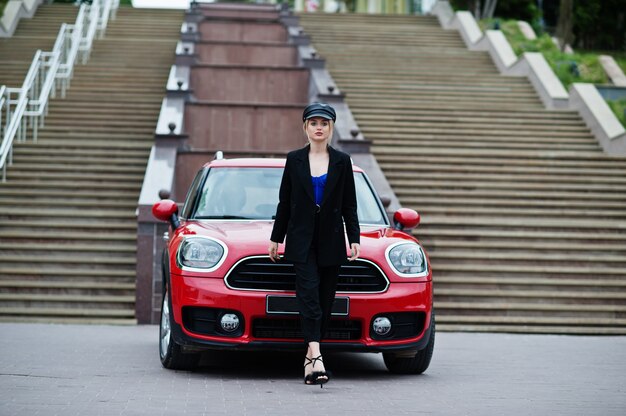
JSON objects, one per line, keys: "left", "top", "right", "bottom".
{"left": 304, "top": 355, "right": 330, "bottom": 388}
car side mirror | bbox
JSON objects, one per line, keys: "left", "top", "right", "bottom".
{"left": 393, "top": 208, "right": 420, "bottom": 231}
{"left": 152, "top": 199, "right": 180, "bottom": 230}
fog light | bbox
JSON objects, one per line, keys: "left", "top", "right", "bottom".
{"left": 373, "top": 316, "right": 391, "bottom": 336}
{"left": 220, "top": 314, "right": 240, "bottom": 332}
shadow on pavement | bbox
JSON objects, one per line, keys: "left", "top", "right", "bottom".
{"left": 194, "top": 350, "right": 392, "bottom": 380}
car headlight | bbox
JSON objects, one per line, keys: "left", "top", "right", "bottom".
{"left": 177, "top": 237, "right": 226, "bottom": 270}
{"left": 386, "top": 242, "right": 427, "bottom": 276}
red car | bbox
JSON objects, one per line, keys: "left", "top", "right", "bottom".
{"left": 152, "top": 156, "right": 434, "bottom": 374}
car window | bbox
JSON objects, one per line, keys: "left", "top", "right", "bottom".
{"left": 194, "top": 167, "right": 283, "bottom": 219}
{"left": 181, "top": 169, "right": 206, "bottom": 219}
{"left": 192, "top": 167, "right": 387, "bottom": 225}
{"left": 355, "top": 172, "right": 387, "bottom": 225}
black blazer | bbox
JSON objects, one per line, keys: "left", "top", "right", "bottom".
{"left": 271, "top": 144, "right": 360, "bottom": 266}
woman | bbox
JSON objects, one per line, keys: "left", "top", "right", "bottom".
{"left": 269, "top": 102, "right": 361, "bottom": 387}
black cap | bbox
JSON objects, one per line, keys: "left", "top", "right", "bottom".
{"left": 302, "top": 102, "right": 336, "bottom": 122}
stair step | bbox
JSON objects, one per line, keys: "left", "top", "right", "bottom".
{"left": 415, "top": 228, "right": 626, "bottom": 242}
{"left": 13, "top": 146, "right": 149, "bottom": 157}
{"left": 374, "top": 146, "right": 612, "bottom": 161}
{"left": 36, "top": 130, "right": 155, "bottom": 140}
{"left": 43, "top": 119, "right": 157, "bottom": 128}
{"left": 429, "top": 250, "right": 626, "bottom": 264}
{"left": 0, "top": 316, "right": 137, "bottom": 325}
{"left": 47, "top": 105, "right": 159, "bottom": 115}
{"left": 0, "top": 242, "right": 134, "bottom": 253}
{"left": 434, "top": 276, "right": 626, "bottom": 288}
{"left": 0, "top": 307, "right": 135, "bottom": 318}
{"left": 0, "top": 266, "right": 134, "bottom": 278}
{"left": 353, "top": 110, "right": 586, "bottom": 124}
{"left": 0, "top": 293, "right": 135, "bottom": 303}
{"left": 0, "top": 230, "right": 134, "bottom": 242}
{"left": 1, "top": 162, "right": 147, "bottom": 173}
{"left": 435, "top": 301, "right": 626, "bottom": 313}
{"left": 390, "top": 178, "right": 626, "bottom": 192}
{"left": 1, "top": 208, "right": 135, "bottom": 220}
{"left": 436, "top": 315, "right": 626, "bottom": 326}
{"left": 432, "top": 263, "right": 626, "bottom": 277}
{"left": 30, "top": 125, "right": 153, "bottom": 134}
{"left": 0, "top": 255, "right": 135, "bottom": 266}
{"left": 0, "top": 188, "right": 140, "bottom": 198}
{"left": 49, "top": 101, "right": 160, "bottom": 111}
{"left": 16, "top": 140, "right": 153, "bottom": 150}
{"left": 436, "top": 324, "right": 626, "bottom": 335}
{"left": 0, "top": 198, "right": 136, "bottom": 209}
{"left": 435, "top": 288, "right": 626, "bottom": 300}
{"left": 374, "top": 138, "right": 597, "bottom": 151}
{"left": 428, "top": 240, "right": 626, "bottom": 253}
{"left": 384, "top": 170, "right": 626, "bottom": 184}
{"left": 11, "top": 153, "right": 148, "bottom": 163}
{"left": 412, "top": 206, "right": 626, "bottom": 219}
{"left": 0, "top": 180, "right": 142, "bottom": 191}
{"left": 5, "top": 171, "right": 144, "bottom": 182}
{"left": 0, "top": 280, "right": 134, "bottom": 290}
{"left": 397, "top": 188, "right": 626, "bottom": 202}
{"left": 420, "top": 215, "right": 626, "bottom": 229}
{"left": 351, "top": 106, "right": 584, "bottom": 120}
{"left": 0, "top": 219, "right": 135, "bottom": 231}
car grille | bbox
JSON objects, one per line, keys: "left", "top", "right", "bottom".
{"left": 225, "top": 257, "right": 388, "bottom": 292}
{"left": 253, "top": 318, "right": 362, "bottom": 340}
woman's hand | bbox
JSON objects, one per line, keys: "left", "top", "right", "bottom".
{"left": 348, "top": 243, "right": 360, "bottom": 261}
{"left": 268, "top": 241, "right": 279, "bottom": 262}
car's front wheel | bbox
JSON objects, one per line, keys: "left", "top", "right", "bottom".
{"left": 383, "top": 313, "right": 435, "bottom": 374}
{"left": 159, "top": 288, "right": 200, "bottom": 370}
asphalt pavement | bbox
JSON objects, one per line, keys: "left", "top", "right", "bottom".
{"left": 1, "top": 323, "right": 624, "bottom": 416}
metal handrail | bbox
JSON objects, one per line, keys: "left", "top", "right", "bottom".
{"left": 0, "top": 85, "right": 6, "bottom": 136}
{"left": 56, "top": 5, "right": 85, "bottom": 98}
{"left": 24, "top": 49, "right": 61, "bottom": 142}
{"left": 80, "top": 1, "right": 101, "bottom": 64}
{"left": 0, "top": 0, "right": 119, "bottom": 182}
{"left": 111, "top": 0, "right": 120, "bottom": 20}
{"left": 0, "top": 50, "right": 41, "bottom": 181}
{"left": 97, "top": 0, "right": 112, "bottom": 39}
{"left": 0, "top": 88, "right": 29, "bottom": 182}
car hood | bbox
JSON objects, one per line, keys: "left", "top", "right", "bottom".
{"left": 170, "top": 220, "right": 429, "bottom": 281}
{"left": 176, "top": 220, "right": 421, "bottom": 255}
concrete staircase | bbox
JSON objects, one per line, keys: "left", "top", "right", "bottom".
{"left": 0, "top": 4, "right": 182, "bottom": 323}
{"left": 300, "top": 13, "right": 626, "bottom": 334}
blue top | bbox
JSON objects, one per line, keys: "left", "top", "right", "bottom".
{"left": 311, "top": 173, "right": 327, "bottom": 206}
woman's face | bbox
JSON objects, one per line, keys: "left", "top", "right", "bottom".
{"left": 305, "top": 117, "right": 332, "bottom": 143}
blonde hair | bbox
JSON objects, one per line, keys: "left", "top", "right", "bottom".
{"left": 303, "top": 118, "right": 334, "bottom": 143}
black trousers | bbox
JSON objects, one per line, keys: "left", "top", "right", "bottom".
{"left": 293, "top": 248, "right": 340, "bottom": 344}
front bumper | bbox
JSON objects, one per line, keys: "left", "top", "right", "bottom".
{"left": 170, "top": 273, "right": 433, "bottom": 353}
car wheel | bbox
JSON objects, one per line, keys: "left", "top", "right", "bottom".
{"left": 159, "top": 287, "right": 200, "bottom": 370}
{"left": 383, "top": 313, "right": 435, "bottom": 374}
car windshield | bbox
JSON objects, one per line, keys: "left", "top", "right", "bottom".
{"left": 193, "top": 167, "right": 387, "bottom": 225}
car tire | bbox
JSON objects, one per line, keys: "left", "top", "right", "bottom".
{"left": 383, "top": 313, "right": 435, "bottom": 374}
{"left": 159, "top": 287, "right": 200, "bottom": 371}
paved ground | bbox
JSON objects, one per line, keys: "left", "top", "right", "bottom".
{"left": 0, "top": 324, "right": 624, "bottom": 416}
